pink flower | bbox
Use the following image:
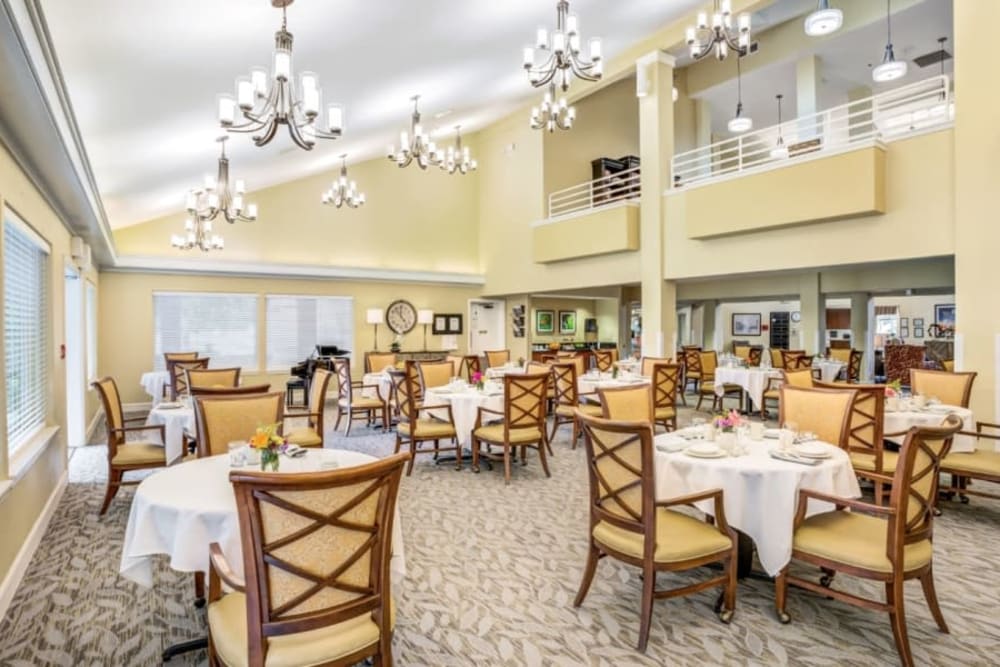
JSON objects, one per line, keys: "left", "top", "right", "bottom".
{"left": 471, "top": 371, "right": 483, "bottom": 384}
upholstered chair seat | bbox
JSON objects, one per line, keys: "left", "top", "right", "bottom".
{"left": 654, "top": 406, "right": 676, "bottom": 421}
{"left": 556, "top": 403, "right": 602, "bottom": 418}
{"left": 592, "top": 508, "right": 733, "bottom": 564}
{"left": 792, "top": 512, "right": 932, "bottom": 574}
{"left": 471, "top": 372, "right": 550, "bottom": 484}
{"left": 942, "top": 449, "right": 1000, "bottom": 477}
{"left": 283, "top": 427, "right": 323, "bottom": 447}
{"left": 473, "top": 423, "right": 544, "bottom": 444}
{"left": 411, "top": 419, "right": 457, "bottom": 439}
{"left": 111, "top": 442, "right": 167, "bottom": 467}
{"left": 850, "top": 450, "right": 899, "bottom": 474}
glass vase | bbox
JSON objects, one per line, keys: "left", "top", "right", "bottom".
{"left": 260, "top": 447, "right": 280, "bottom": 472}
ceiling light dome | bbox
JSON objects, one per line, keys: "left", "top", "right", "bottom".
{"left": 804, "top": 1, "right": 842, "bottom": 37}
{"left": 728, "top": 113, "right": 752, "bottom": 133}
{"left": 872, "top": 0, "right": 907, "bottom": 83}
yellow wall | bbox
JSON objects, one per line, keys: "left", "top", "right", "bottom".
{"left": 532, "top": 203, "right": 638, "bottom": 263}
{"left": 527, "top": 297, "right": 597, "bottom": 347}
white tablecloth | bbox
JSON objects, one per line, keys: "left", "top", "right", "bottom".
{"left": 485, "top": 365, "right": 524, "bottom": 379}
{"left": 577, "top": 373, "right": 650, "bottom": 397}
{"left": 120, "top": 449, "right": 405, "bottom": 588}
{"left": 361, "top": 372, "right": 393, "bottom": 402}
{"left": 140, "top": 371, "right": 171, "bottom": 400}
{"left": 713, "top": 367, "right": 782, "bottom": 410}
{"left": 146, "top": 402, "right": 195, "bottom": 464}
{"left": 884, "top": 405, "right": 976, "bottom": 453}
{"left": 814, "top": 360, "right": 847, "bottom": 382}
{"left": 653, "top": 432, "right": 861, "bottom": 576}
{"left": 424, "top": 386, "right": 504, "bottom": 446}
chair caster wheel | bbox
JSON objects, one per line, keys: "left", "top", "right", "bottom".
{"left": 777, "top": 610, "right": 791, "bottom": 624}
{"left": 713, "top": 592, "right": 723, "bottom": 613}
{"left": 718, "top": 610, "right": 734, "bottom": 624}
{"left": 472, "top": 467, "right": 480, "bottom": 474}
{"left": 820, "top": 575, "right": 833, "bottom": 588}
{"left": 194, "top": 597, "right": 206, "bottom": 609}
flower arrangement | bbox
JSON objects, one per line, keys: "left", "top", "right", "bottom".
{"left": 713, "top": 409, "right": 744, "bottom": 433}
{"left": 250, "top": 422, "right": 287, "bottom": 471}
{"left": 885, "top": 379, "right": 902, "bottom": 398}
{"left": 471, "top": 371, "right": 484, "bottom": 390}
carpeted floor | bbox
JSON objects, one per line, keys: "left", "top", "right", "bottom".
{"left": 1, "top": 404, "right": 999, "bottom": 666}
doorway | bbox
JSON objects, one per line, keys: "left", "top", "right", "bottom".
{"left": 468, "top": 300, "right": 505, "bottom": 354}
{"left": 64, "top": 264, "right": 86, "bottom": 447}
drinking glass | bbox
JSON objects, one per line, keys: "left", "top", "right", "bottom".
{"left": 228, "top": 441, "right": 247, "bottom": 467}
{"left": 244, "top": 445, "right": 261, "bottom": 465}
{"left": 691, "top": 417, "right": 706, "bottom": 440}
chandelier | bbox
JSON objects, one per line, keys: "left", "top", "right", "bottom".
{"left": 441, "top": 127, "right": 477, "bottom": 175}
{"left": 522, "top": 0, "right": 602, "bottom": 92}
{"left": 185, "top": 137, "right": 258, "bottom": 224}
{"left": 386, "top": 96, "right": 442, "bottom": 170}
{"left": 322, "top": 156, "right": 366, "bottom": 209}
{"left": 804, "top": 0, "right": 843, "bottom": 37}
{"left": 531, "top": 84, "right": 575, "bottom": 132}
{"left": 685, "top": 0, "right": 752, "bottom": 61}
{"left": 217, "top": 0, "right": 343, "bottom": 151}
{"left": 171, "top": 218, "right": 224, "bottom": 252}
{"left": 872, "top": 0, "right": 906, "bottom": 83}
{"left": 770, "top": 94, "right": 789, "bottom": 160}
{"left": 727, "top": 56, "right": 752, "bottom": 133}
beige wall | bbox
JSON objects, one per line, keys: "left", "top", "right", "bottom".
{"left": 527, "top": 297, "right": 597, "bottom": 347}
{"left": 718, "top": 300, "right": 802, "bottom": 349}
{"left": 873, "top": 294, "right": 956, "bottom": 347}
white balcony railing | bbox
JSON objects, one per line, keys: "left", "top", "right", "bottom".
{"left": 671, "top": 75, "right": 953, "bottom": 189}
{"left": 547, "top": 166, "right": 640, "bottom": 218}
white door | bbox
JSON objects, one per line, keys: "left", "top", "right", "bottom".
{"left": 64, "top": 265, "right": 86, "bottom": 447}
{"left": 468, "top": 300, "right": 505, "bottom": 354}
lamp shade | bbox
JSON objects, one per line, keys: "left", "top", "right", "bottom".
{"left": 417, "top": 309, "right": 434, "bottom": 325}
{"left": 366, "top": 308, "right": 383, "bottom": 324}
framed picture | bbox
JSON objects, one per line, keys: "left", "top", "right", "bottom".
{"left": 432, "top": 313, "right": 463, "bottom": 335}
{"left": 914, "top": 327, "right": 924, "bottom": 339}
{"left": 559, "top": 310, "right": 577, "bottom": 335}
{"left": 900, "top": 317, "right": 909, "bottom": 327}
{"left": 731, "top": 313, "right": 762, "bottom": 336}
{"left": 535, "top": 309, "right": 555, "bottom": 334}
{"left": 934, "top": 304, "right": 956, "bottom": 326}
{"left": 913, "top": 317, "right": 924, "bottom": 328}
{"left": 900, "top": 326, "right": 910, "bottom": 338}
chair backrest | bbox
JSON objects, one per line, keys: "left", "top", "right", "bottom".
{"left": 883, "top": 344, "right": 925, "bottom": 385}
{"left": 167, "top": 358, "right": 210, "bottom": 399}
{"left": 163, "top": 351, "right": 198, "bottom": 367}
{"left": 594, "top": 349, "right": 614, "bottom": 372}
{"left": 827, "top": 347, "right": 852, "bottom": 365}
{"left": 733, "top": 343, "right": 750, "bottom": 361}
{"left": 502, "top": 372, "right": 548, "bottom": 434}
{"left": 191, "top": 384, "right": 272, "bottom": 397}
{"left": 815, "top": 381, "right": 885, "bottom": 455}
{"left": 525, "top": 360, "right": 551, "bottom": 375}
{"left": 551, "top": 362, "right": 580, "bottom": 407}
{"left": 746, "top": 347, "right": 762, "bottom": 367}
{"left": 364, "top": 352, "right": 397, "bottom": 374}
{"left": 306, "top": 368, "right": 334, "bottom": 430}
{"left": 697, "top": 351, "right": 718, "bottom": 378}
{"left": 333, "top": 358, "right": 354, "bottom": 404}
{"left": 484, "top": 349, "right": 510, "bottom": 368}
{"left": 778, "top": 385, "right": 856, "bottom": 449}
{"left": 780, "top": 349, "right": 806, "bottom": 370}
{"left": 941, "top": 359, "right": 955, "bottom": 372}
{"left": 682, "top": 347, "right": 702, "bottom": 376}
{"left": 445, "top": 355, "right": 465, "bottom": 380}
{"left": 599, "top": 385, "right": 652, "bottom": 422}
{"left": 463, "top": 355, "right": 482, "bottom": 379}
{"left": 789, "top": 354, "right": 814, "bottom": 371}
{"left": 195, "top": 392, "right": 285, "bottom": 457}
{"left": 651, "top": 363, "right": 680, "bottom": 412}
{"left": 186, "top": 367, "right": 241, "bottom": 391}
{"left": 910, "top": 369, "right": 977, "bottom": 408}
{"left": 641, "top": 356, "right": 670, "bottom": 377}
{"left": 782, "top": 368, "right": 815, "bottom": 389}
{"left": 228, "top": 452, "right": 408, "bottom": 667}
{"left": 769, "top": 348, "right": 784, "bottom": 368}
{"left": 848, "top": 349, "right": 863, "bottom": 382}
{"left": 92, "top": 376, "right": 126, "bottom": 454}
{"left": 418, "top": 361, "right": 453, "bottom": 392}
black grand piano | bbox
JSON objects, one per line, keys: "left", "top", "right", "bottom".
{"left": 288, "top": 345, "right": 350, "bottom": 406}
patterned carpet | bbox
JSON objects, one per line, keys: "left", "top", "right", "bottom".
{"left": 1, "top": 404, "right": 999, "bottom": 666}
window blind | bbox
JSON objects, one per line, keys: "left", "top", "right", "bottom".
{"left": 266, "top": 295, "right": 354, "bottom": 371}
{"left": 153, "top": 292, "right": 259, "bottom": 370}
{"left": 86, "top": 281, "right": 98, "bottom": 381}
{"left": 4, "top": 215, "right": 50, "bottom": 452}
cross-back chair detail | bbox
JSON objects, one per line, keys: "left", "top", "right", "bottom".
{"left": 549, "top": 362, "right": 601, "bottom": 446}
{"left": 471, "top": 372, "right": 550, "bottom": 485}
{"left": 593, "top": 349, "right": 615, "bottom": 372}
{"left": 650, "top": 362, "right": 680, "bottom": 431}
{"left": 186, "top": 367, "right": 241, "bottom": 392}
{"left": 393, "top": 361, "right": 460, "bottom": 476}
{"left": 817, "top": 381, "right": 890, "bottom": 502}
{"left": 167, "top": 357, "right": 210, "bottom": 400}
{"left": 334, "top": 358, "right": 388, "bottom": 436}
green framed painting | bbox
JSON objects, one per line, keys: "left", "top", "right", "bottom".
{"left": 559, "top": 310, "right": 577, "bottom": 335}
{"left": 535, "top": 309, "right": 555, "bottom": 334}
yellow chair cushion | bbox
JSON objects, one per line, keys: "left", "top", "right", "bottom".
{"left": 700, "top": 382, "right": 740, "bottom": 395}
{"left": 941, "top": 449, "right": 1000, "bottom": 478}
{"left": 208, "top": 591, "right": 394, "bottom": 667}
{"left": 592, "top": 508, "right": 731, "bottom": 563}
{"left": 340, "top": 397, "right": 384, "bottom": 410}
{"left": 850, "top": 450, "right": 899, "bottom": 474}
{"left": 555, "top": 403, "right": 602, "bottom": 418}
{"left": 411, "top": 419, "right": 456, "bottom": 439}
{"left": 763, "top": 389, "right": 779, "bottom": 400}
{"left": 284, "top": 427, "right": 323, "bottom": 447}
{"left": 654, "top": 407, "right": 676, "bottom": 420}
{"left": 112, "top": 442, "right": 167, "bottom": 466}
{"left": 793, "top": 511, "right": 932, "bottom": 574}
{"left": 474, "top": 424, "right": 544, "bottom": 444}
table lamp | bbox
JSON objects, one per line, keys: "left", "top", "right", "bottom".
{"left": 417, "top": 309, "right": 434, "bottom": 351}
{"left": 366, "top": 308, "right": 383, "bottom": 350}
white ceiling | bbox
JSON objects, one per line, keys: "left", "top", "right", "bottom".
{"left": 40, "top": 0, "right": 705, "bottom": 229}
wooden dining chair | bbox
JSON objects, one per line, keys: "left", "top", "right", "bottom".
{"left": 193, "top": 392, "right": 285, "bottom": 458}
{"left": 92, "top": 377, "right": 169, "bottom": 515}
{"left": 207, "top": 453, "right": 409, "bottom": 667}
{"left": 909, "top": 369, "right": 977, "bottom": 408}
{"left": 191, "top": 384, "right": 271, "bottom": 397}
{"left": 598, "top": 385, "right": 652, "bottom": 422}
{"left": 681, "top": 346, "right": 702, "bottom": 404}
{"left": 162, "top": 352, "right": 199, "bottom": 397}
{"left": 445, "top": 354, "right": 466, "bottom": 381}
{"left": 417, "top": 360, "right": 454, "bottom": 393}
{"left": 780, "top": 349, "right": 807, "bottom": 370}
{"left": 696, "top": 351, "right": 743, "bottom": 412}
{"left": 186, "top": 367, "right": 241, "bottom": 392}
{"left": 471, "top": 372, "right": 550, "bottom": 485}
{"left": 940, "top": 421, "right": 1000, "bottom": 503}
{"left": 282, "top": 367, "right": 333, "bottom": 448}
{"left": 815, "top": 381, "right": 890, "bottom": 503}
{"left": 651, "top": 362, "right": 680, "bottom": 432}
{"left": 550, "top": 362, "right": 602, "bottom": 447}
{"left": 364, "top": 351, "right": 397, "bottom": 374}
{"left": 941, "top": 360, "right": 955, "bottom": 373}
{"left": 778, "top": 385, "right": 856, "bottom": 449}
{"left": 167, "top": 358, "right": 209, "bottom": 400}
{"left": 593, "top": 349, "right": 614, "bottom": 372}
{"left": 484, "top": 349, "right": 510, "bottom": 368}
{"left": 333, "top": 358, "right": 388, "bottom": 435}
{"left": 640, "top": 355, "right": 670, "bottom": 378}
{"left": 393, "top": 361, "right": 460, "bottom": 475}
{"left": 574, "top": 413, "right": 738, "bottom": 651}
{"left": 774, "top": 416, "right": 963, "bottom": 667}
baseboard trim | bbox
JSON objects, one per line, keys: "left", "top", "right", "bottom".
{"left": 0, "top": 469, "right": 68, "bottom": 621}
{"left": 85, "top": 409, "right": 102, "bottom": 442}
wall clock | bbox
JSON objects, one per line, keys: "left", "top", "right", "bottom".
{"left": 791, "top": 311, "right": 801, "bottom": 323}
{"left": 385, "top": 300, "right": 417, "bottom": 335}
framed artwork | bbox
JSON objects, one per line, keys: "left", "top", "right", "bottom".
{"left": 913, "top": 327, "right": 924, "bottom": 339}
{"left": 900, "top": 317, "right": 909, "bottom": 327}
{"left": 934, "top": 304, "right": 956, "bottom": 326}
{"left": 900, "top": 325, "right": 910, "bottom": 338}
{"left": 913, "top": 317, "right": 925, "bottom": 328}
{"left": 732, "top": 313, "right": 762, "bottom": 336}
{"left": 432, "top": 313, "right": 463, "bottom": 335}
{"left": 559, "top": 310, "right": 577, "bottom": 335}
{"left": 535, "top": 309, "right": 555, "bottom": 334}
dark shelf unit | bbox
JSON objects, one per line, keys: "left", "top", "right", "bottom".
{"left": 769, "top": 312, "right": 790, "bottom": 350}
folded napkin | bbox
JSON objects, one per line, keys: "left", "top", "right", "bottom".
{"left": 769, "top": 450, "right": 821, "bottom": 466}
{"left": 654, "top": 437, "right": 688, "bottom": 453}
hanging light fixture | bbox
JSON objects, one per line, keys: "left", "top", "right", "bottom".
{"left": 531, "top": 84, "right": 575, "bottom": 132}
{"left": 171, "top": 218, "right": 224, "bottom": 252}
{"left": 441, "top": 126, "right": 478, "bottom": 175}
{"left": 872, "top": 0, "right": 907, "bottom": 83}
{"left": 322, "top": 155, "right": 365, "bottom": 209}
{"left": 727, "top": 56, "right": 752, "bottom": 133}
{"left": 686, "top": 0, "right": 752, "bottom": 62}
{"left": 185, "top": 137, "right": 258, "bottom": 225}
{"left": 770, "top": 94, "right": 789, "bottom": 159}
{"left": 804, "top": 0, "right": 843, "bottom": 37}
{"left": 522, "top": 1, "right": 602, "bottom": 92}
{"left": 218, "top": 0, "right": 344, "bottom": 151}
{"left": 387, "top": 96, "right": 442, "bottom": 170}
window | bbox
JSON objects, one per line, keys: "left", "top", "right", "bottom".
{"left": 153, "top": 292, "right": 258, "bottom": 370}
{"left": 86, "top": 281, "right": 97, "bottom": 381}
{"left": 4, "top": 211, "right": 50, "bottom": 452}
{"left": 874, "top": 305, "right": 899, "bottom": 338}
{"left": 266, "top": 295, "right": 354, "bottom": 371}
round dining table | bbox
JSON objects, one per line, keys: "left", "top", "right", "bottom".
{"left": 713, "top": 367, "right": 782, "bottom": 411}
{"left": 884, "top": 403, "right": 976, "bottom": 453}
{"left": 577, "top": 372, "right": 651, "bottom": 396}
{"left": 145, "top": 399, "right": 195, "bottom": 464}
{"left": 140, "top": 370, "right": 171, "bottom": 401}
{"left": 424, "top": 383, "right": 505, "bottom": 447}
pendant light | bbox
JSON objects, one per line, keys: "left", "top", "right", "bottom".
{"left": 727, "top": 56, "right": 752, "bottom": 133}
{"left": 872, "top": 0, "right": 907, "bottom": 83}
{"left": 804, "top": 0, "right": 843, "bottom": 37}
{"left": 770, "top": 94, "right": 789, "bottom": 160}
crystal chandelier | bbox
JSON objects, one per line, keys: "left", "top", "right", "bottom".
{"left": 872, "top": 0, "right": 907, "bottom": 83}
{"left": 522, "top": 0, "right": 602, "bottom": 92}
{"left": 321, "top": 156, "right": 366, "bottom": 209}
{"left": 171, "top": 218, "right": 224, "bottom": 252}
{"left": 217, "top": 0, "right": 344, "bottom": 151}
{"left": 185, "top": 137, "right": 258, "bottom": 224}
{"left": 386, "top": 96, "right": 442, "bottom": 170}
{"left": 440, "top": 127, "right": 477, "bottom": 175}
{"left": 685, "top": 0, "right": 752, "bottom": 61}
{"left": 531, "top": 84, "right": 575, "bottom": 133}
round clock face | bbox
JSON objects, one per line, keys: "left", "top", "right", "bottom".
{"left": 385, "top": 300, "right": 417, "bottom": 335}
{"left": 791, "top": 311, "right": 801, "bottom": 323}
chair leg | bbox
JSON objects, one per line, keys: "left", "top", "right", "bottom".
{"left": 573, "top": 543, "right": 600, "bottom": 607}
{"left": 471, "top": 436, "right": 480, "bottom": 473}
{"left": 100, "top": 469, "right": 122, "bottom": 516}
{"left": 548, "top": 416, "right": 560, "bottom": 444}
{"left": 454, "top": 438, "right": 462, "bottom": 471}
{"left": 775, "top": 566, "right": 791, "bottom": 623}
{"left": 919, "top": 567, "right": 949, "bottom": 633}
{"left": 886, "top": 579, "right": 914, "bottom": 667}
{"left": 503, "top": 447, "right": 512, "bottom": 485}
{"left": 334, "top": 407, "right": 343, "bottom": 432}
{"left": 571, "top": 419, "right": 580, "bottom": 450}
{"left": 538, "top": 441, "right": 551, "bottom": 478}
{"left": 394, "top": 433, "right": 402, "bottom": 454}
{"left": 406, "top": 440, "right": 416, "bottom": 476}
{"left": 345, "top": 410, "right": 353, "bottom": 436}
{"left": 637, "top": 563, "right": 656, "bottom": 652}
{"left": 696, "top": 391, "right": 705, "bottom": 411}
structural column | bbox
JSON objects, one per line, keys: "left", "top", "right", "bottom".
{"left": 848, "top": 292, "right": 870, "bottom": 378}
{"left": 701, "top": 300, "right": 719, "bottom": 350}
{"left": 638, "top": 51, "right": 676, "bottom": 358}
{"left": 797, "top": 273, "right": 822, "bottom": 353}
{"left": 796, "top": 55, "right": 821, "bottom": 139}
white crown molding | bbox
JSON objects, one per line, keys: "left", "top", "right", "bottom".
{"left": 106, "top": 255, "right": 486, "bottom": 286}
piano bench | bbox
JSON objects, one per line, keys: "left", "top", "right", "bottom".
{"left": 285, "top": 377, "right": 307, "bottom": 407}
